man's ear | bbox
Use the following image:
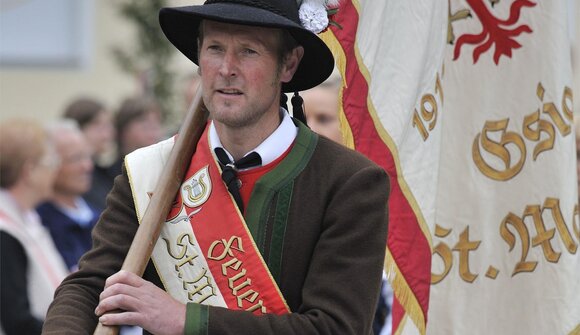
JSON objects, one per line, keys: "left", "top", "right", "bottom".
{"left": 280, "top": 46, "right": 304, "bottom": 83}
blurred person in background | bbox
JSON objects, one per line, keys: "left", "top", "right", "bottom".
{"left": 166, "top": 72, "right": 202, "bottom": 136}
{"left": 63, "top": 97, "right": 116, "bottom": 212}
{"left": 301, "top": 76, "right": 344, "bottom": 145}
{"left": 377, "top": 277, "right": 393, "bottom": 335}
{"left": 36, "top": 120, "right": 98, "bottom": 272}
{"left": 0, "top": 119, "right": 69, "bottom": 335}
{"left": 183, "top": 72, "right": 201, "bottom": 110}
{"left": 110, "top": 95, "right": 164, "bottom": 175}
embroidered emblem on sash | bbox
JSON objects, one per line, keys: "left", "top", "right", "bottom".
{"left": 182, "top": 165, "right": 211, "bottom": 208}
{"left": 166, "top": 206, "right": 196, "bottom": 225}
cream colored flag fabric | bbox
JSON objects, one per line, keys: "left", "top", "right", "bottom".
{"left": 429, "top": 1, "right": 579, "bottom": 334}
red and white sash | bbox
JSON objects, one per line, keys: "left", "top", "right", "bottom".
{"left": 125, "top": 125, "right": 289, "bottom": 315}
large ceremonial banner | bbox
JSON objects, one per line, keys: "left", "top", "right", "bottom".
{"left": 430, "top": 1, "right": 579, "bottom": 334}
{"left": 321, "top": 0, "right": 579, "bottom": 334}
{"left": 321, "top": 1, "right": 447, "bottom": 334}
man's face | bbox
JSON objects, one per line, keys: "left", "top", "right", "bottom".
{"left": 29, "top": 143, "right": 61, "bottom": 202}
{"left": 83, "top": 110, "right": 115, "bottom": 155}
{"left": 53, "top": 130, "right": 93, "bottom": 197}
{"left": 302, "top": 86, "right": 343, "bottom": 144}
{"left": 121, "top": 111, "right": 163, "bottom": 155}
{"left": 198, "top": 21, "right": 301, "bottom": 129}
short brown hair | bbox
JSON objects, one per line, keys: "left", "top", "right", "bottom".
{"left": 0, "top": 119, "right": 50, "bottom": 188}
{"left": 63, "top": 97, "right": 105, "bottom": 129}
{"left": 277, "top": 29, "right": 299, "bottom": 65}
{"left": 115, "top": 95, "right": 161, "bottom": 148}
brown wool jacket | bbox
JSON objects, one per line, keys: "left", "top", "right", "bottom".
{"left": 43, "top": 125, "right": 389, "bottom": 335}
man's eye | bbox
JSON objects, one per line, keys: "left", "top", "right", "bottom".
{"left": 207, "top": 45, "right": 223, "bottom": 52}
{"left": 242, "top": 48, "right": 258, "bottom": 55}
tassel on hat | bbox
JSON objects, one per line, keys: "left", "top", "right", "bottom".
{"left": 280, "top": 91, "right": 307, "bottom": 125}
{"left": 291, "top": 92, "right": 306, "bottom": 124}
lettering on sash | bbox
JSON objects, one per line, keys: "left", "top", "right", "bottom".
{"left": 163, "top": 233, "right": 217, "bottom": 304}
{"left": 207, "top": 236, "right": 267, "bottom": 314}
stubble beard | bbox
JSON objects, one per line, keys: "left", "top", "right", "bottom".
{"left": 208, "top": 73, "right": 282, "bottom": 129}
{"left": 210, "top": 94, "right": 278, "bottom": 129}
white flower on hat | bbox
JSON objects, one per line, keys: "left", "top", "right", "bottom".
{"left": 297, "top": 0, "right": 340, "bottom": 34}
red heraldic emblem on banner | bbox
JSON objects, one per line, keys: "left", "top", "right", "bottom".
{"left": 453, "top": 0, "right": 536, "bottom": 64}
{"left": 320, "top": 0, "right": 447, "bottom": 334}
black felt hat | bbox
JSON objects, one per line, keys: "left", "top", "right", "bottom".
{"left": 159, "top": 0, "right": 335, "bottom": 92}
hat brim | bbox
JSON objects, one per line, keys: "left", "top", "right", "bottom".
{"left": 159, "top": 4, "right": 335, "bottom": 92}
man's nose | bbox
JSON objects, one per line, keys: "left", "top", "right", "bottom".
{"left": 219, "top": 50, "right": 239, "bottom": 78}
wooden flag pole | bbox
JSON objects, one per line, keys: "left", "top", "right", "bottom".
{"left": 93, "top": 88, "right": 208, "bottom": 335}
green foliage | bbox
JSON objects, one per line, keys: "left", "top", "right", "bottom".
{"left": 112, "top": 0, "right": 176, "bottom": 120}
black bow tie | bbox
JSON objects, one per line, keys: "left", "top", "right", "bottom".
{"left": 214, "top": 147, "right": 262, "bottom": 212}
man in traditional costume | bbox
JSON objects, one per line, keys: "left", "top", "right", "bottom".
{"left": 43, "top": 1, "right": 389, "bottom": 334}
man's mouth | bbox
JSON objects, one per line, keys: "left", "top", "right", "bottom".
{"left": 217, "top": 88, "right": 242, "bottom": 95}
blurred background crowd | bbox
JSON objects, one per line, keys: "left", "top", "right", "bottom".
{"left": 0, "top": 1, "right": 577, "bottom": 335}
